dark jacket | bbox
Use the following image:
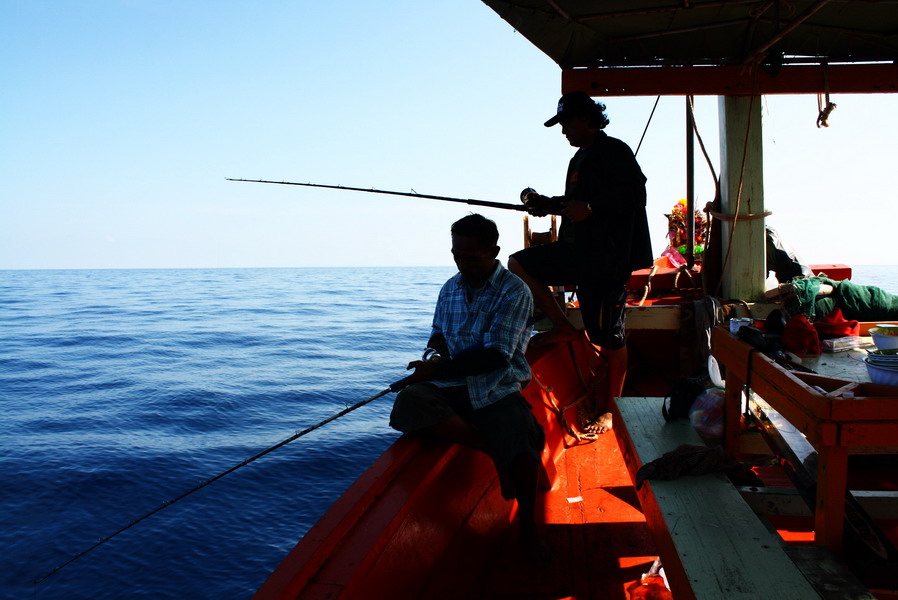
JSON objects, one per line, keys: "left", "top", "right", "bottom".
{"left": 558, "top": 131, "right": 653, "bottom": 282}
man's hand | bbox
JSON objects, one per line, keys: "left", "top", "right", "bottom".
{"left": 523, "top": 194, "right": 553, "bottom": 218}
{"left": 560, "top": 199, "right": 592, "bottom": 222}
{"left": 391, "top": 359, "right": 439, "bottom": 391}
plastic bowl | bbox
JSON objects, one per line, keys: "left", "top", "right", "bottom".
{"left": 870, "top": 327, "right": 898, "bottom": 350}
{"left": 866, "top": 361, "right": 898, "bottom": 387}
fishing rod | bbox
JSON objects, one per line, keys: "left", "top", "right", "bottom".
{"left": 33, "top": 376, "right": 414, "bottom": 586}
{"left": 226, "top": 178, "right": 528, "bottom": 212}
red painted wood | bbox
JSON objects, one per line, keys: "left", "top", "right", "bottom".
{"left": 860, "top": 321, "right": 898, "bottom": 335}
{"left": 255, "top": 438, "right": 425, "bottom": 599}
{"left": 713, "top": 325, "right": 898, "bottom": 555}
{"left": 816, "top": 444, "right": 849, "bottom": 551}
{"left": 810, "top": 264, "right": 852, "bottom": 281}
{"left": 259, "top": 342, "right": 661, "bottom": 600}
{"left": 341, "top": 448, "right": 501, "bottom": 599}
{"left": 625, "top": 263, "right": 852, "bottom": 292}
{"left": 562, "top": 64, "right": 898, "bottom": 97}
{"left": 309, "top": 445, "right": 493, "bottom": 594}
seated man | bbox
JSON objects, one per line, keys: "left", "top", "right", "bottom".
{"left": 390, "top": 213, "right": 548, "bottom": 564}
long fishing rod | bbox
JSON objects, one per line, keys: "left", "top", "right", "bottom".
{"left": 226, "top": 178, "right": 528, "bottom": 212}
{"left": 33, "top": 376, "right": 413, "bottom": 586}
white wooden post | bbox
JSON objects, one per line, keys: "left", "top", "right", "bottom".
{"left": 718, "top": 95, "right": 766, "bottom": 301}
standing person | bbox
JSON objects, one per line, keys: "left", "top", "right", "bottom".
{"left": 509, "top": 91, "right": 653, "bottom": 434}
{"left": 390, "top": 213, "right": 548, "bottom": 564}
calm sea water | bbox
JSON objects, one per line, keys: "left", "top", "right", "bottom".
{"left": 0, "top": 267, "right": 455, "bottom": 600}
{"left": 1, "top": 265, "right": 896, "bottom": 599}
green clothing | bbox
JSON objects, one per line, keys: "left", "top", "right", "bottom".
{"left": 793, "top": 276, "right": 898, "bottom": 321}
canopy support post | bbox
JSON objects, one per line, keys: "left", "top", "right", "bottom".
{"left": 717, "top": 95, "right": 766, "bottom": 300}
{"left": 686, "top": 96, "right": 696, "bottom": 270}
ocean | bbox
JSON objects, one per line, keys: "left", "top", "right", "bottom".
{"left": 2, "top": 265, "right": 896, "bottom": 600}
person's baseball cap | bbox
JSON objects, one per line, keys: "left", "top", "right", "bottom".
{"left": 544, "top": 91, "right": 596, "bottom": 127}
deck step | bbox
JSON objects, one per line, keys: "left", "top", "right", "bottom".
{"left": 613, "top": 396, "right": 824, "bottom": 600}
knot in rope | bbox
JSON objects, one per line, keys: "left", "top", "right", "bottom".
{"left": 817, "top": 63, "right": 836, "bottom": 128}
{"left": 817, "top": 93, "right": 837, "bottom": 128}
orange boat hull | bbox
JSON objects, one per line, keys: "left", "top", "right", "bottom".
{"left": 255, "top": 339, "right": 662, "bottom": 600}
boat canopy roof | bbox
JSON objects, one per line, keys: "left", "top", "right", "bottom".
{"left": 483, "top": 0, "right": 898, "bottom": 69}
{"left": 483, "top": 1, "right": 898, "bottom": 95}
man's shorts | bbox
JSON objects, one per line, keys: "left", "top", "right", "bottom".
{"left": 511, "top": 241, "right": 629, "bottom": 350}
{"left": 390, "top": 383, "right": 545, "bottom": 500}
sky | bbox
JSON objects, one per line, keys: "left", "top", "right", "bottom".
{"left": 2, "top": 1, "right": 896, "bottom": 270}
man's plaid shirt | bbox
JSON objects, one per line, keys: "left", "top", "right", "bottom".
{"left": 430, "top": 262, "right": 533, "bottom": 409}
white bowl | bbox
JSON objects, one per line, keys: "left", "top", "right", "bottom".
{"left": 871, "top": 329, "right": 898, "bottom": 351}
{"left": 866, "top": 361, "right": 898, "bottom": 387}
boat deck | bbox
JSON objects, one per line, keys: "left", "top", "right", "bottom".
{"left": 475, "top": 433, "right": 659, "bottom": 600}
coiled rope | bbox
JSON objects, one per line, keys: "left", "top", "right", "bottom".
{"left": 33, "top": 380, "right": 407, "bottom": 585}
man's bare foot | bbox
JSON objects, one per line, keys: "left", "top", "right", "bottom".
{"left": 529, "top": 325, "right": 581, "bottom": 348}
{"left": 594, "top": 411, "right": 613, "bottom": 434}
{"left": 578, "top": 407, "right": 613, "bottom": 435}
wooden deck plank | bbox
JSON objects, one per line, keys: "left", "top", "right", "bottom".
{"left": 563, "top": 442, "right": 600, "bottom": 600}
{"left": 580, "top": 434, "right": 659, "bottom": 600}
{"left": 614, "top": 397, "right": 822, "bottom": 600}
{"left": 477, "top": 432, "right": 660, "bottom": 600}
{"left": 319, "top": 444, "right": 498, "bottom": 599}
{"left": 481, "top": 451, "right": 576, "bottom": 599}
{"left": 418, "top": 479, "right": 510, "bottom": 600}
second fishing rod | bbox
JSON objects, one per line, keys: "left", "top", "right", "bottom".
{"left": 226, "top": 178, "right": 562, "bottom": 215}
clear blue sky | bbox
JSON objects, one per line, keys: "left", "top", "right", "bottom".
{"left": 3, "top": 1, "right": 896, "bottom": 270}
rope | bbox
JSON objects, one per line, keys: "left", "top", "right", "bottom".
{"left": 568, "top": 340, "right": 608, "bottom": 438}
{"left": 817, "top": 95, "right": 836, "bottom": 127}
{"left": 635, "top": 95, "right": 661, "bottom": 156}
{"left": 33, "top": 384, "right": 397, "bottom": 586}
{"left": 638, "top": 265, "right": 659, "bottom": 306}
{"left": 688, "top": 96, "right": 720, "bottom": 193}
{"left": 708, "top": 209, "right": 772, "bottom": 222}
{"left": 817, "top": 62, "right": 837, "bottom": 128}
{"left": 532, "top": 374, "right": 584, "bottom": 442}
{"left": 530, "top": 338, "right": 607, "bottom": 445}
{"left": 673, "top": 264, "right": 697, "bottom": 290}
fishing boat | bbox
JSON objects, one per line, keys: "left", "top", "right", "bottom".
{"left": 255, "top": 3, "right": 898, "bottom": 598}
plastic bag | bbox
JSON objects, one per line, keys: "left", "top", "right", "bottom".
{"left": 689, "top": 387, "right": 725, "bottom": 438}
{"left": 660, "top": 245, "right": 686, "bottom": 268}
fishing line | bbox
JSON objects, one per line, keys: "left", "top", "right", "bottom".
{"left": 33, "top": 379, "right": 409, "bottom": 586}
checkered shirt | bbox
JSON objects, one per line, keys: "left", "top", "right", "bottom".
{"left": 430, "top": 262, "right": 533, "bottom": 409}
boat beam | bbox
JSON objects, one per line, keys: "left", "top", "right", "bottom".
{"left": 561, "top": 63, "right": 898, "bottom": 97}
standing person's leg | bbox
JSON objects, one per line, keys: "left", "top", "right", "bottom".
{"left": 606, "top": 345, "right": 628, "bottom": 399}
{"left": 577, "top": 281, "right": 630, "bottom": 433}
{"left": 509, "top": 243, "right": 582, "bottom": 346}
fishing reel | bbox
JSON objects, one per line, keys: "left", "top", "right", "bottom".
{"left": 422, "top": 347, "right": 442, "bottom": 363}
{"left": 521, "top": 187, "right": 559, "bottom": 248}
{"left": 520, "top": 187, "right": 540, "bottom": 208}
{"left": 520, "top": 187, "right": 560, "bottom": 216}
